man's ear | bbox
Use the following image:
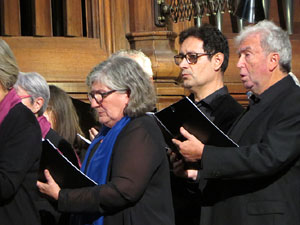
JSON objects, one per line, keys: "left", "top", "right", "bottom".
{"left": 32, "top": 97, "right": 44, "bottom": 114}
{"left": 268, "top": 52, "right": 280, "bottom": 71}
{"left": 213, "top": 52, "right": 224, "bottom": 71}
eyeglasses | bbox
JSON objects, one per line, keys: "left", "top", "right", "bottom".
{"left": 19, "top": 95, "right": 32, "bottom": 99}
{"left": 88, "top": 90, "right": 116, "bottom": 103}
{"left": 88, "top": 89, "right": 126, "bottom": 104}
{"left": 174, "top": 52, "right": 211, "bottom": 65}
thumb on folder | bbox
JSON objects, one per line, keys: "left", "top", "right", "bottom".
{"left": 172, "top": 127, "right": 204, "bottom": 162}
{"left": 37, "top": 169, "right": 61, "bottom": 201}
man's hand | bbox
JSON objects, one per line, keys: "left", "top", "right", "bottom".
{"left": 172, "top": 127, "right": 204, "bottom": 162}
{"left": 37, "top": 169, "right": 61, "bottom": 201}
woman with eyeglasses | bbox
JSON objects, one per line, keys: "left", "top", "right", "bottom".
{"left": 0, "top": 39, "right": 42, "bottom": 225}
{"left": 14, "top": 73, "right": 80, "bottom": 169}
{"left": 37, "top": 56, "right": 175, "bottom": 225}
{"left": 14, "top": 72, "right": 81, "bottom": 225}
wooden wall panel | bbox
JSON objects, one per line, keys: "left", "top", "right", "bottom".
{"left": 33, "top": 0, "right": 52, "bottom": 36}
{"left": 63, "top": 0, "right": 83, "bottom": 37}
{"left": 85, "top": 0, "right": 100, "bottom": 38}
{"left": 98, "top": 0, "right": 112, "bottom": 53}
{"left": 129, "top": 0, "right": 162, "bottom": 32}
{"left": 0, "top": 0, "right": 21, "bottom": 35}
{"left": 1, "top": 0, "right": 300, "bottom": 109}
{"left": 2, "top": 37, "right": 107, "bottom": 81}
{"left": 110, "top": 0, "right": 130, "bottom": 52}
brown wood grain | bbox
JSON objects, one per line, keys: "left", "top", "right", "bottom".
{"left": 63, "top": 0, "right": 83, "bottom": 37}
{"left": 1, "top": 0, "right": 299, "bottom": 109}
{"left": 2, "top": 37, "right": 107, "bottom": 81}
{"left": 33, "top": 0, "right": 52, "bottom": 36}
{"left": 1, "top": 0, "right": 21, "bottom": 35}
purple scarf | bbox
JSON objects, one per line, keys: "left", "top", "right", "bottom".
{"left": 37, "top": 115, "right": 51, "bottom": 139}
{"left": 0, "top": 88, "right": 21, "bottom": 126}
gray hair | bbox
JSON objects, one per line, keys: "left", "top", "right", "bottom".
{"left": 86, "top": 56, "right": 156, "bottom": 117}
{"left": 111, "top": 49, "right": 153, "bottom": 78}
{"left": 235, "top": 20, "right": 292, "bottom": 73}
{"left": 0, "top": 39, "right": 19, "bottom": 90}
{"left": 14, "top": 72, "right": 50, "bottom": 116}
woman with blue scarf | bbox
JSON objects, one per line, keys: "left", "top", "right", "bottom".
{"left": 37, "top": 56, "right": 175, "bottom": 225}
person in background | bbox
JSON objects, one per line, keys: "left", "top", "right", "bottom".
{"left": 89, "top": 49, "right": 154, "bottom": 140}
{"left": 44, "top": 85, "right": 86, "bottom": 161}
{"left": 71, "top": 96, "right": 99, "bottom": 141}
{"left": 0, "top": 39, "right": 42, "bottom": 225}
{"left": 37, "top": 56, "right": 175, "bottom": 225}
{"left": 14, "top": 73, "right": 80, "bottom": 168}
{"left": 173, "top": 20, "right": 300, "bottom": 225}
{"left": 14, "top": 72, "right": 80, "bottom": 225}
{"left": 170, "top": 24, "right": 244, "bottom": 225}
{"left": 111, "top": 49, "right": 153, "bottom": 79}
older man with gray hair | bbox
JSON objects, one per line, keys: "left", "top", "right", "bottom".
{"left": 172, "top": 20, "right": 300, "bottom": 225}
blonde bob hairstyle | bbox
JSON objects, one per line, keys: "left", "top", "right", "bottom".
{"left": 0, "top": 39, "right": 19, "bottom": 90}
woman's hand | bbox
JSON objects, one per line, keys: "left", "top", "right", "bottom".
{"left": 37, "top": 169, "right": 61, "bottom": 201}
{"left": 89, "top": 127, "right": 99, "bottom": 141}
{"left": 169, "top": 150, "right": 198, "bottom": 180}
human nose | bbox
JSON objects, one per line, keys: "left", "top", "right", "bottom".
{"left": 237, "top": 55, "right": 245, "bottom": 69}
{"left": 90, "top": 98, "right": 100, "bottom": 108}
{"left": 179, "top": 56, "right": 189, "bottom": 69}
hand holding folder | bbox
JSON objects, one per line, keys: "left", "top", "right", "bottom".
{"left": 153, "top": 97, "right": 238, "bottom": 157}
{"left": 39, "top": 139, "right": 97, "bottom": 189}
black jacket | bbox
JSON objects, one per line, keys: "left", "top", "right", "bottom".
{"left": 0, "top": 103, "right": 42, "bottom": 225}
{"left": 201, "top": 75, "right": 300, "bottom": 225}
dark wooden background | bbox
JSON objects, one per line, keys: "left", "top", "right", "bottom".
{"left": 1, "top": 0, "right": 299, "bottom": 110}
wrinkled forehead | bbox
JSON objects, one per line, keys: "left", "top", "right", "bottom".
{"left": 237, "top": 34, "right": 262, "bottom": 53}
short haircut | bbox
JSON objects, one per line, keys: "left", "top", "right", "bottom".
{"left": 235, "top": 20, "right": 291, "bottom": 73}
{"left": 14, "top": 72, "right": 50, "bottom": 116}
{"left": 0, "top": 39, "right": 19, "bottom": 90}
{"left": 179, "top": 24, "right": 229, "bottom": 72}
{"left": 111, "top": 49, "right": 153, "bottom": 78}
{"left": 86, "top": 56, "right": 156, "bottom": 117}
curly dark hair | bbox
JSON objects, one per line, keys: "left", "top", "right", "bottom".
{"left": 179, "top": 24, "right": 229, "bottom": 72}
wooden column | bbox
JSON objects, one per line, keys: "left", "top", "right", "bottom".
{"left": 63, "top": 0, "right": 83, "bottom": 37}
{"left": 0, "top": 0, "right": 21, "bottom": 35}
{"left": 126, "top": 0, "right": 185, "bottom": 110}
{"left": 33, "top": 0, "right": 52, "bottom": 36}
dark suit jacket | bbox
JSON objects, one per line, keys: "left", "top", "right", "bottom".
{"left": 0, "top": 103, "right": 42, "bottom": 225}
{"left": 200, "top": 75, "right": 300, "bottom": 225}
{"left": 172, "top": 90, "right": 244, "bottom": 225}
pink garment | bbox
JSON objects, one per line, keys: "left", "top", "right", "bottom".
{"left": 37, "top": 116, "right": 51, "bottom": 139}
{"left": 0, "top": 88, "right": 21, "bottom": 126}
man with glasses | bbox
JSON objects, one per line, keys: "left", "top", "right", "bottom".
{"left": 171, "top": 24, "right": 243, "bottom": 225}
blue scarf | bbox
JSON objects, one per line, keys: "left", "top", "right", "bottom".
{"left": 80, "top": 116, "right": 131, "bottom": 225}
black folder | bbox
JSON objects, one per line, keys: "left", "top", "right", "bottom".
{"left": 153, "top": 97, "right": 238, "bottom": 154}
{"left": 39, "top": 139, "right": 97, "bottom": 189}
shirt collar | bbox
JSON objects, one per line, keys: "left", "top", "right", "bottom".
{"left": 248, "top": 75, "right": 295, "bottom": 106}
{"left": 190, "top": 86, "right": 228, "bottom": 105}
